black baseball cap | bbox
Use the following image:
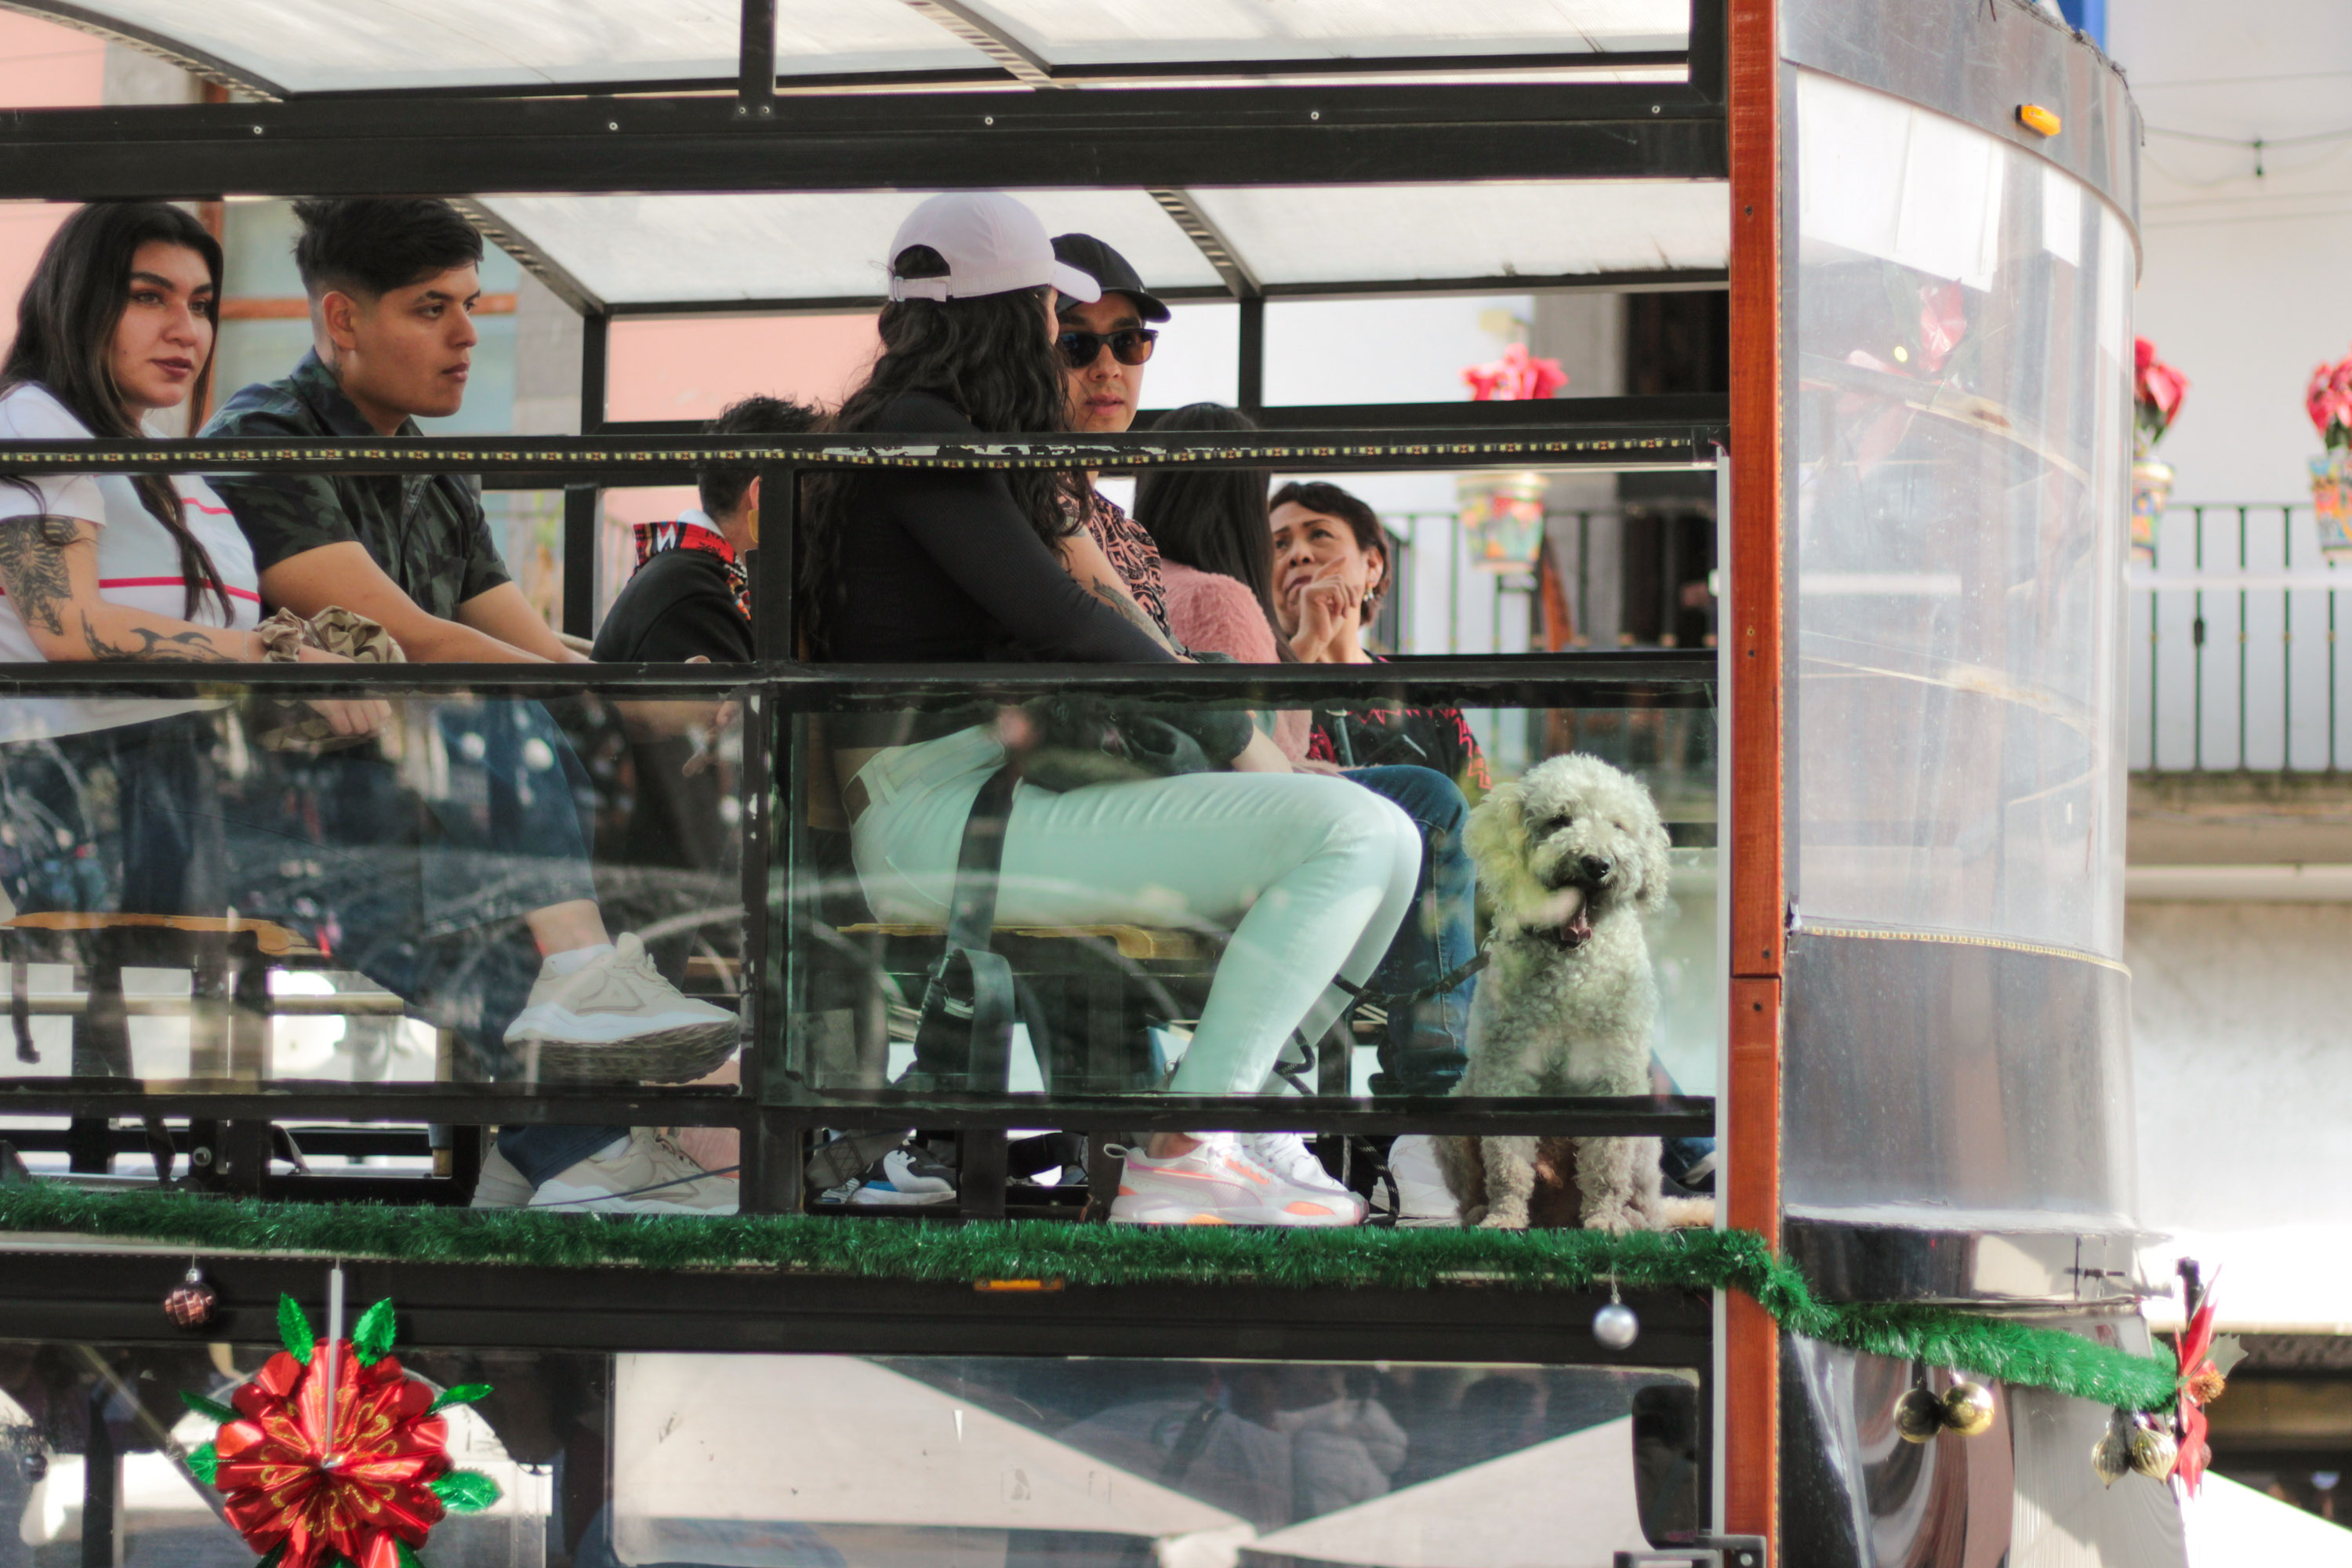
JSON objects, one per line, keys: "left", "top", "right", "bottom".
{"left": 1050, "top": 233, "right": 1170, "bottom": 322}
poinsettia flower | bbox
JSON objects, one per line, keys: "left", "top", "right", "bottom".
{"left": 212, "top": 1342, "right": 451, "bottom": 1568}
{"left": 2134, "top": 339, "right": 2189, "bottom": 450}
{"left": 1918, "top": 283, "right": 1968, "bottom": 372}
{"left": 2136, "top": 336, "right": 2157, "bottom": 374}
{"left": 2173, "top": 1294, "right": 2222, "bottom": 1497}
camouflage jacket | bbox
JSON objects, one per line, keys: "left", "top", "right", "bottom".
{"left": 201, "top": 350, "right": 510, "bottom": 619}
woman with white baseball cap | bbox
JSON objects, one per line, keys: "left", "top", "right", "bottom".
{"left": 803, "top": 191, "right": 1417, "bottom": 1227}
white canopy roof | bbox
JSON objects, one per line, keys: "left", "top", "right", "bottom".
{"left": 475, "top": 180, "right": 1726, "bottom": 310}
{"left": 50, "top": 0, "right": 1688, "bottom": 94}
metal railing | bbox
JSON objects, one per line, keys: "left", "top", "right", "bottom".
{"left": 2132, "top": 503, "right": 2352, "bottom": 773}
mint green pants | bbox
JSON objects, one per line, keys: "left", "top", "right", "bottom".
{"left": 848, "top": 725, "right": 1419, "bottom": 1096}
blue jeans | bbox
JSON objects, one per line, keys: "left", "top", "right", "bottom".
{"left": 0, "top": 705, "right": 622, "bottom": 1182}
{"left": 1342, "top": 765, "right": 1475, "bottom": 1095}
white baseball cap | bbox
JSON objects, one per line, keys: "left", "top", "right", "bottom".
{"left": 886, "top": 192, "right": 1102, "bottom": 305}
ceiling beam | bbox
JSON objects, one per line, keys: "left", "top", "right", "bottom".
{"left": 897, "top": 0, "right": 1058, "bottom": 89}
{"left": 1145, "top": 187, "right": 1260, "bottom": 299}
{"left": 452, "top": 198, "right": 608, "bottom": 318}
{"left": 0, "top": 83, "right": 1726, "bottom": 198}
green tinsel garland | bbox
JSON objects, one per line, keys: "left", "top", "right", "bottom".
{"left": 0, "top": 1184, "right": 2180, "bottom": 1411}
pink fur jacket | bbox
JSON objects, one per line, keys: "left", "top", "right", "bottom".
{"left": 1160, "top": 561, "right": 1312, "bottom": 762}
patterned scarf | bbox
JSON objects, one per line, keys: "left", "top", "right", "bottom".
{"left": 633, "top": 516, "right": 749, "bottom": 621}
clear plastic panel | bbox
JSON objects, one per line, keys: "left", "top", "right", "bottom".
{"left": 62, "top": 0, "right": 990, "bottom": 93}
{"left": 613, "top": 1353, "right": 1700, "bottom": 1564}
{"left": 476, "top": 191, "right": 1221, "bottom": 307}
{"left": 1791, "top": 70, "right": 2133, "bottom": 958}
{"left": 967, "top": 0, "right": 1687, "bottom": 66}
{"left": 1186, "top": 181, "right": 1729, "bottom": 287}
{"left": 789, "top": 694, "right": 1717, "bottom": 1104}
{"left": 0, "top": 682, "right": 746, "bottom": 1112}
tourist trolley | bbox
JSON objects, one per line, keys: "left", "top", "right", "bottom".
{"left": 0, "top": 0, "right": 2173, "bottom": 1563}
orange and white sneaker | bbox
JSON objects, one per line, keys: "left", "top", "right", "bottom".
{"left": 1109, "top": 1134, "right": 1363, "bottom": 1227}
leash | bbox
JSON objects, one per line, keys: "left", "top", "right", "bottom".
{"left": 1330, "top": 949, "right": 1490, "bottom": 1013}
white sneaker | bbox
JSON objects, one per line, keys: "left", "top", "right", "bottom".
{"left": 527, "top": 1128, "right": 739, "bottom": 1215}
{"left": 1109, "top": 1134, "right": 1363, "bottom": 1227}
{"left": 1238, "top": 1132, "right": 1370, "bottom": 1224}
{"left": 817, "top": 1145, "right": 958, "bottom": 1208}
{"left": 505, "top": 934, "right": 740, "bottom": 1083}
{"left": 1385, "top": 1134, "right": 1461, "bottom": 1228}
{"left": 469, "top": 1145, "right": 535, "bottom": 1209}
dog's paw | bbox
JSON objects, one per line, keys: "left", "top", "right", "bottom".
{"left": 1657, "top": 1196, "right": 1716, "bottom": 1229}
{"left": 1478, "top": 1210, "right": 1529, "bottom": 1231}
{"left": 1581, "top": 1205, "right": 1642, "bottom": 1236}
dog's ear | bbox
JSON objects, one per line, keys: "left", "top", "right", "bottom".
{"left": 1465, "top": 777, "right": 1548, "bottom": 926}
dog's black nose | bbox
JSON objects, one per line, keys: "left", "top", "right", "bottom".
{"left": 1581, "top": 855, "right": 1613, "bottom": 884}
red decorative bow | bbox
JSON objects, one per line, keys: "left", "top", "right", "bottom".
{"left": 212, "top": 1342, "right": 451, "bottom": 1568}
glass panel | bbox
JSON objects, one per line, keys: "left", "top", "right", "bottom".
{"left": 476, "top": 191, "right": 1222, "bottom": 307}
{"left": 60, "top": 0, "right": 990, "bottom": 94}
{"left": 1790, "top": 70, "right": 2133, "bottom": 956}
{"left": 0, "top": 679, "right": 748, "bottom": 1140}
{"left": 787, "top": 689, "right": 1717, "bottom": 1105}
{"left": 0, "top": 1343, "right": 1696, "bottom": 1568}
{"left": 971, "top": 0, "right": 1687, "bottom": 67}
{"left": 614, "top": 1353, "right": 1698, "bottom": 1564}
{"left": 1187, "top": 181, "right": 1729, "bottom": 287}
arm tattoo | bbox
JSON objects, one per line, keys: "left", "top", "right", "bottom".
{"left": 0, "top": 515, "right": 78, "bottom": 637}
{"left": 81, "top": 621, "right": 235, "bottom": 664}
{"left": 1085, "top": 575, "right": 1178, "bottom": 654}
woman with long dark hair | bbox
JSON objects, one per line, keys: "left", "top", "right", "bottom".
{"left": 808, "top": 193, "right": 1419, "bottom": 1227}
{"left": 0, "top": 204, "right": 379, "bottom": 913}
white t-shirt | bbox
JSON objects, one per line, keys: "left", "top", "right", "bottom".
{"left": 0, "top": 383, "right": 260, "bottom": 742}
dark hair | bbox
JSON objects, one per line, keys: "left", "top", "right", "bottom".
{"left": 699, "top": 394, "right": 819, "bottom": 517}
{"left": 1133, "top": 403, "right": 1294, "bottom": 662}
{"left": 292, "top": 198, "right": 484, "bottom": 299}
{"left": 1269, "top": 478, "right": 1390, "bottom": 615}
{"left": 800, "top": 271, "right": 1073, "bottom": 654}
{"left": 0, "top": 202, "right": 228, "bottom": 621}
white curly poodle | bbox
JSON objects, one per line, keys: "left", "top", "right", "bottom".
{"left": 1436, "top": 753, "right": 1711, "bottom": 1232}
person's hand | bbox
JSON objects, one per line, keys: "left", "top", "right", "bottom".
{"left": 1290, "top": 573, "right": 1352, "bottom": 662}
{"left": 292, "top": 644, "right": 391, "bottom": 739}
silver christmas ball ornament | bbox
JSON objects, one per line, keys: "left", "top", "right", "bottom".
{"left": 1591, "top": 1301, "right": 1640, "bottom": 1351}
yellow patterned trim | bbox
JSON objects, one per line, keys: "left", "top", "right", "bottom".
{"left": 1796, "top": 921, "right": 2129, "bottom": 976}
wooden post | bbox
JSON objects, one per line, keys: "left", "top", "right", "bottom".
{"left": 1725, "top": 0, "right": 1784, "bottom": 1554}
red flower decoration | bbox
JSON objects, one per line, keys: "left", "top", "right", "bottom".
{"left": 212, "top": 1341, "right": 451, "bottom": 1568}
{"left": 2173, "top": 1293, "right": 2220, "bottom": 1498}
{"left": 2310, "top": 352, "right": 2352, "bottom": 448}
{"left": 2136, "top": 336, "right": 2189, "bottom": 452}
{"left": 1463, "top": 343, "right": 1567, "bottom": 401}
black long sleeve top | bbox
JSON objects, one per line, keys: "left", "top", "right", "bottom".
{"left": 822, "top": 390, "right": 1175, "bottom": 666}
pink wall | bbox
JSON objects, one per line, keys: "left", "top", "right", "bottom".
{"left": 602, "top": 312, "right": 879, "bottom": 529}
{"left": 0, "top": 16, "right": 105, "bottom": 331}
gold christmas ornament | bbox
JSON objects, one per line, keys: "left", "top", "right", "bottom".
{"left": 1942, "top": 1381, "right": 1997, "bottom": 1438}
{"left": 1894, "top": 1388, "right": 1946, "bottom": 1443}
{"left": 2127, "top": 1416, "right": 2180, "bottom": 1481}
{"left": 2092, "top": 1411, "right": 2133, "bottom": 1487}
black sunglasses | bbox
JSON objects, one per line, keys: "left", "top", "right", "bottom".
{"left": 1056, "top": 326, "right": 1158, "bottom": 369}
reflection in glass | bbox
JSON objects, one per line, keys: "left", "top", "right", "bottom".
{"left": 1792, "top": 70, "right": 2132, "bottom": 957}
{"left": 791, "top": 699, "right": 1716, "bottom": 1104}
{"left": 0, "top": 683, "right": 746, "bottom": 1177}
{"left": 612, "top": 1353, "right": 1696, "bottom": 1568}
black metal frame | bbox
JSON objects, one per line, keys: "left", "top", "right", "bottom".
{"left": 0, "top": 16, "right": 1734, "bottom": 1515}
